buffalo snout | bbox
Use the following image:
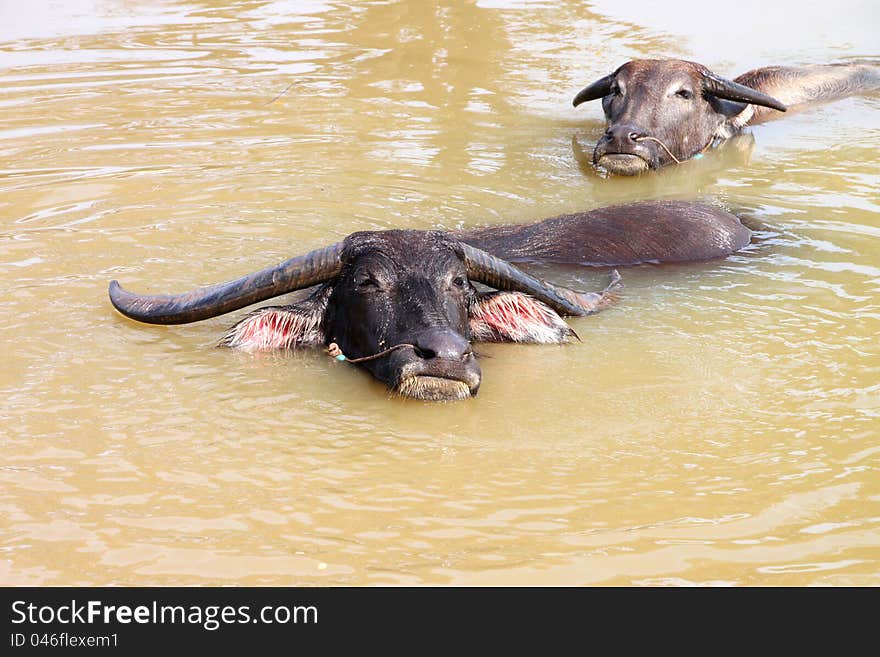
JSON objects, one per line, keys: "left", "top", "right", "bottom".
{"left": 389, "top": 333, "right": 482, "bottom": 402}
{"left": 594, "top": 122, "right": 656, "bottom": 174}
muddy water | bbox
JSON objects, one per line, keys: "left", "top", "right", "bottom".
{"left": 1, "top": 0, "right": 878, "bottom": 586}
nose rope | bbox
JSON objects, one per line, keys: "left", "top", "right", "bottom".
{"left": 632, "top": 135, "right": 682, "bottom": 164}
{"left": 632, "top": 134, "right": 716, "bottom": 164}
{"left": 327, "top": 342, "right": 416, "bottom": 363}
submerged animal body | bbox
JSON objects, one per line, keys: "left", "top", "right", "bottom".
{"left": 108, "top": 201, "right": 750, "bottom": 401}
{"left": 572, "top": 58, "right": 880, "bottom": 175}
{"left": 458, "top": 200, "right": 751, "bottom": 266}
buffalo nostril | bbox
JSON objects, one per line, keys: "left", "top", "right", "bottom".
{"left": 606, "top": 125, "right": 645, "bottom": 145}
{"left": 414, "top": 329, "right": 470, "bottom": 361}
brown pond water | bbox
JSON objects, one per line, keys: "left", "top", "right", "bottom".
{"left": 1, "top": 0, "right": 878, "bottom": 586}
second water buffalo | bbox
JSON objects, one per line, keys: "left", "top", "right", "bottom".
{"left": 573, "top": 58, "right": 880, "bottom": 175}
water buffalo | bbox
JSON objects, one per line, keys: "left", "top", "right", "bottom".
{"left": 572, "top": 59, "right": 880, "bottom": 175}
{"left": 109, "top": 201, "right": 750, "bottom": 401}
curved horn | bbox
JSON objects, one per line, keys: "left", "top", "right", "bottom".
{"left": 702, "top": 73, "right": 787, "bottom": 112}
{"left": 109, "top": 243, "right": 343, "bottom": 325}
{"left": 460, "top": 243, "right": 612, "bottom": 317}
{"left": 572, "top": 73, "right": 615, "bottom": 107}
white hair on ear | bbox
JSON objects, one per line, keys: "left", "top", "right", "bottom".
{"left": 469, "top": 292, "right": 576, "bottom": 344}
{"left": 220, "top": 305, "right": 325, "bottom": 351}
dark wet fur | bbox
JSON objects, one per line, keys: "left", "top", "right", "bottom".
{"left": 458, "top": 200, "right": 751, "bottom": 266}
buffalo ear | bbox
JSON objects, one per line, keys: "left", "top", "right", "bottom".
{"left": 572, "top": 73, "right": 616, "bottom": 107}
{"left": 469, "top": 291, "right": 577, "bottom": 344}
{"left": 220, "top": 287, "right": 329, "bottom": 350}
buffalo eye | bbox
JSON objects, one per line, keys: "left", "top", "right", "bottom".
{"left": 452, "top": 276, "right": 466, "bottom": 288}
{"left": 675, "top": 88, "right": 694, "bottom": 100}
{"left": 355, "top": 273, "right": 381, "bottom": 290}
{"left": 610, "top": 82, "right": 622, "bottom": 96}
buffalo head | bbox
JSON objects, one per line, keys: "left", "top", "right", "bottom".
{"left": 572, "top": 59, "right": 787, "bottom": 175}
{"left": 109, "top": 230, "right": 619, "bottom": 401}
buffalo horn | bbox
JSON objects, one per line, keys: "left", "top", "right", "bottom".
{"left": 572, "top": 73, "right": 616, "bottom": 107}
{"left": 109, "top": 243, "right": 343, "bottom": 324}
{"left": 702, "top": 73, "right": 787, "bottom": 112}
{"left": 460, "top": 243, "right": 605, "bottom": 317}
